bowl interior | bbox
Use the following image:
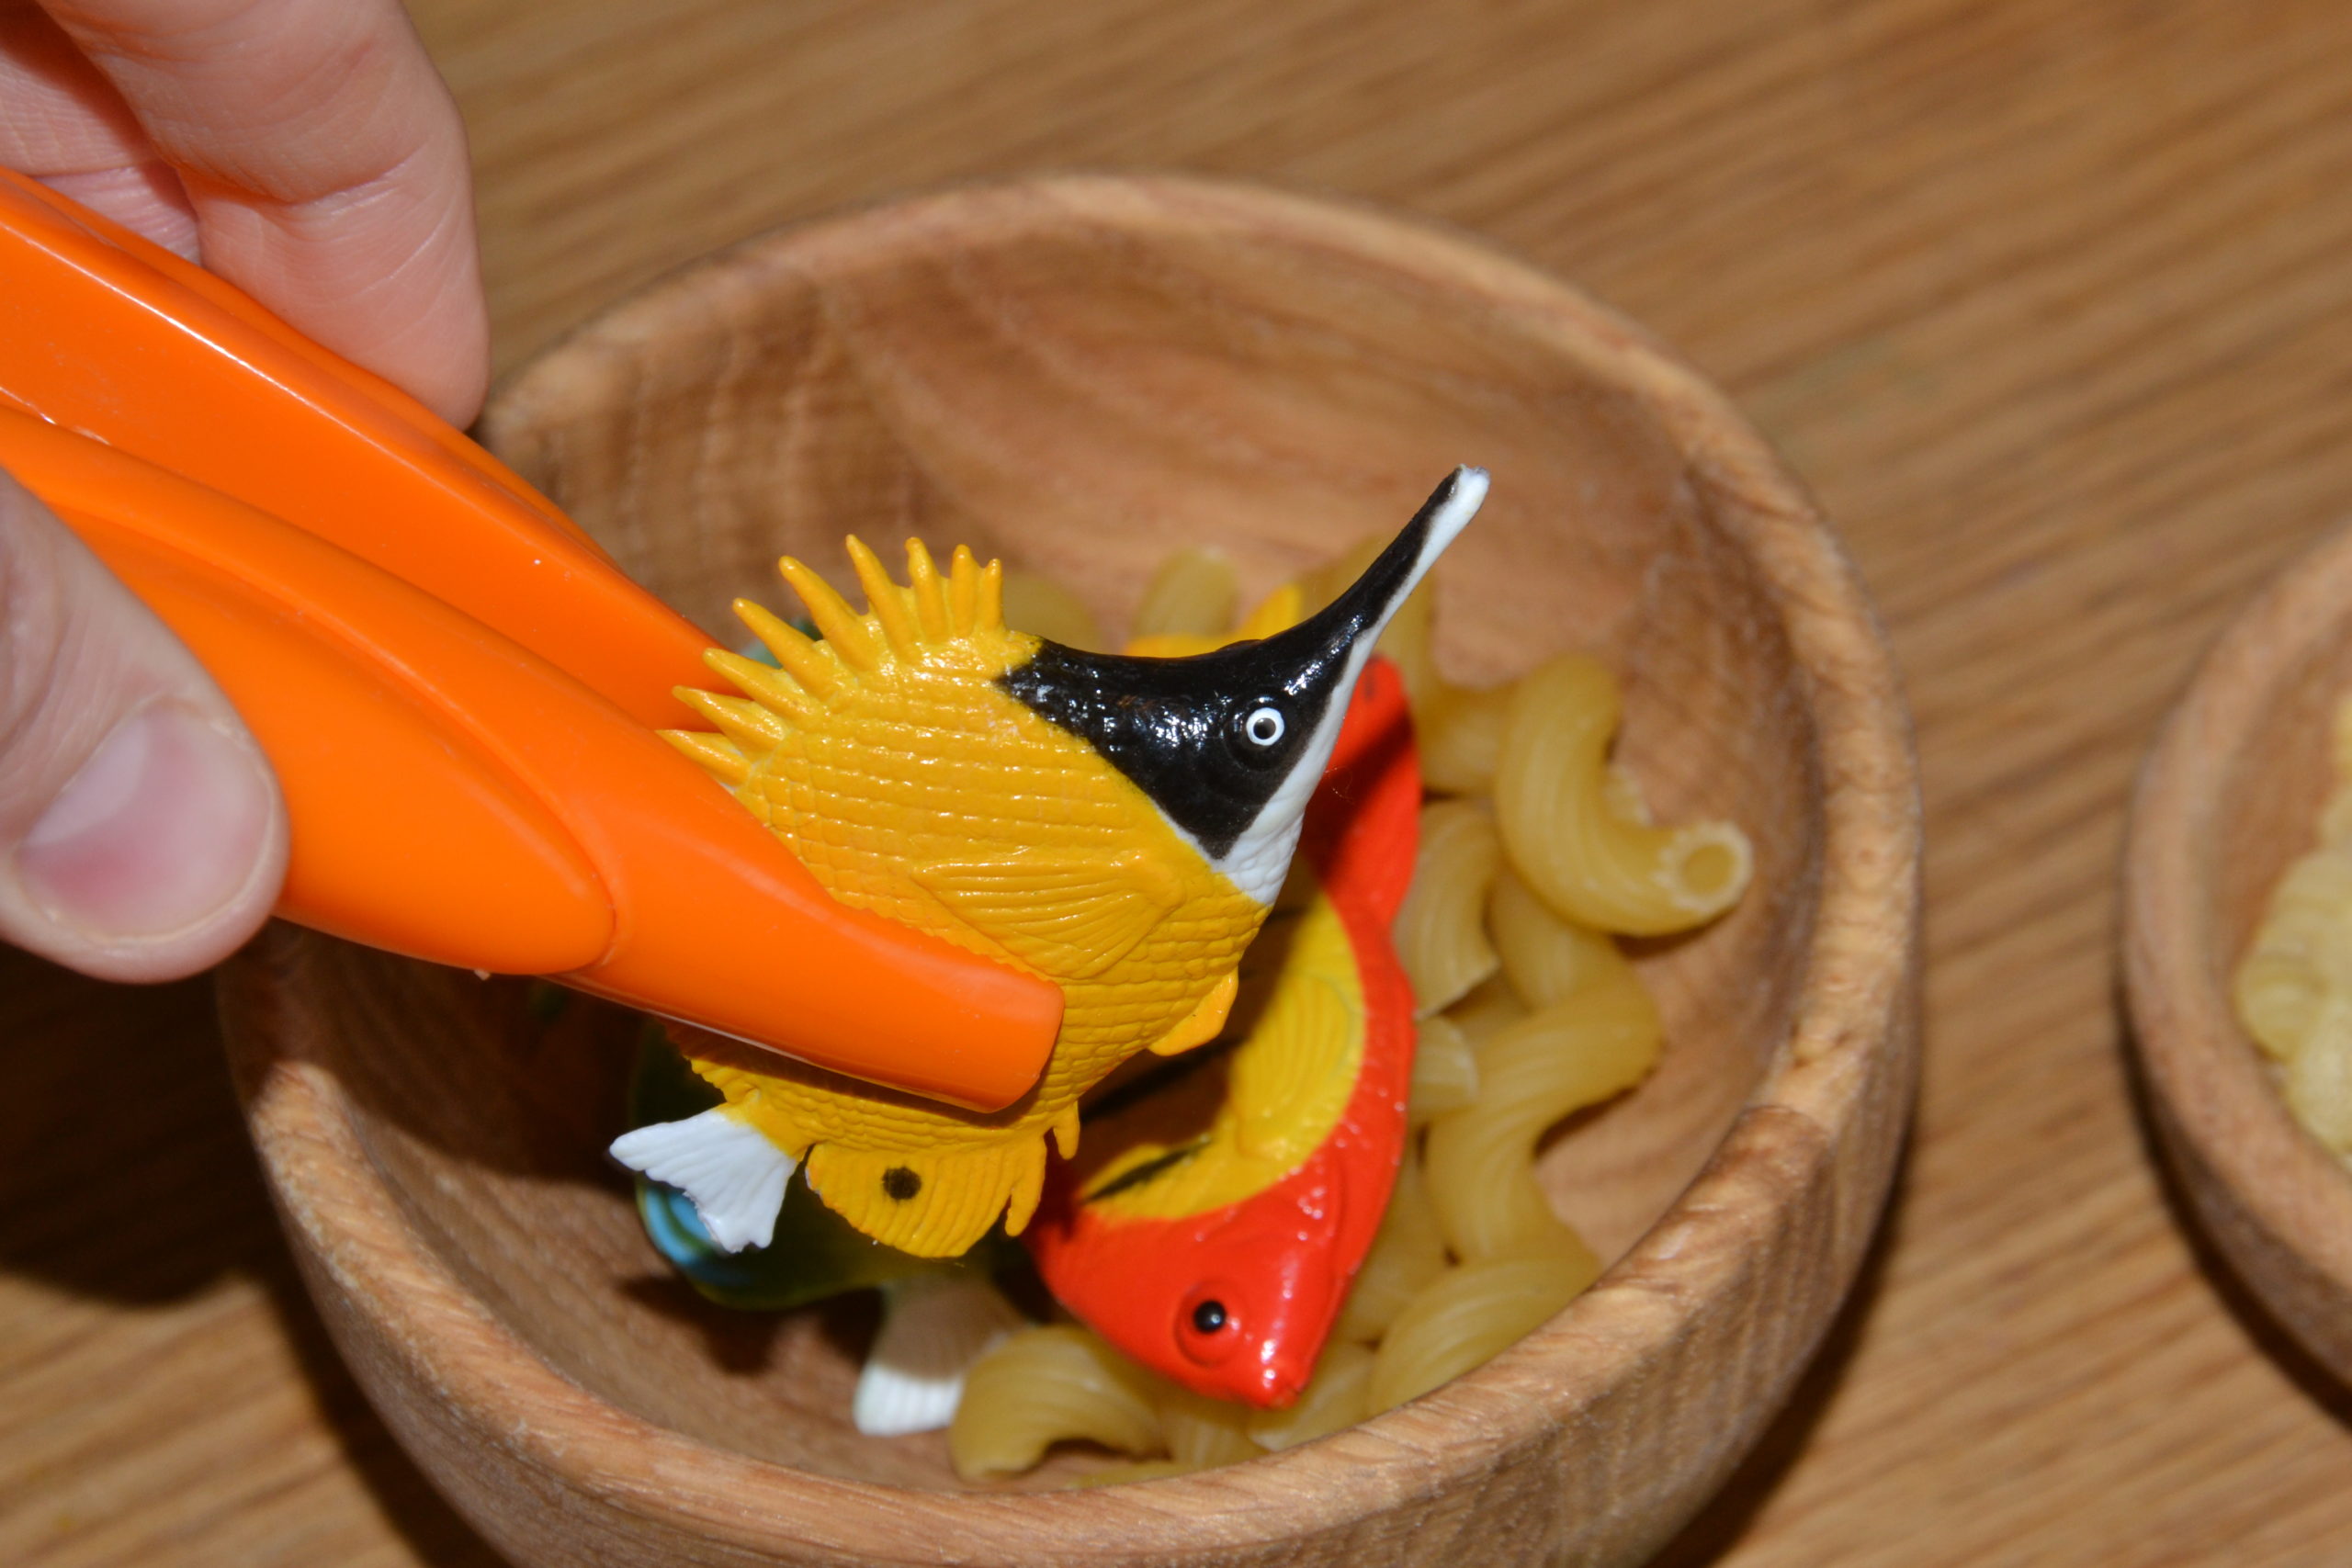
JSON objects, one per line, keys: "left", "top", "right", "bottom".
{"left": 277, "top": 184, "right": 1827, "bottom": 1489}
{"left": 2209, "top": 629, "right": 2352, "bottom": 995}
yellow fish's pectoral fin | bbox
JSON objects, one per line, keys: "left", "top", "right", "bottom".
{"left": 912, "top": 851, "right": 1182, "bottom": 979}
{"left": 805, "top": 1135, "right": 1050, "bottom": 1258}
{"left": 1148, "top": 970, "right": 1239, "bottom": 1057}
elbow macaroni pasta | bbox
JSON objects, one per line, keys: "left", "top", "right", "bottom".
{"left": 1418, "top": 682, "right": 1513, "bottom": 796}
{"left": 949, "top": 1325, "right": 1162, "bottom": 1477}
{"left": 1488, "top": 868, "right": 1625, "bottom": 1008}
{"left": 1155, "top": 1386, "right": 1261, "bottom": 1469}
{"left": 1246, "top": 1341, "right": 1374, "bottom": 1451}
{"left": 1367, "top": 1246, "right": 1595, "bottom": 1414}
{"left": 1332, "top": 1147, "right": 1449, "bottom": 1343}
{"left": 1129, "top": 547, "right": 1238, "bottom": 643}
{"left": 1422, "top": 975, "right": 1658, "bottom": 1263}
{"left": 999, "top": 568, "right": 1107, "bottom": 652}
{"left": 2237, "top": 697, "right": 2352, "bottom": 1153}
{"left": 1406, "top": 1013, "right": 1479, "bottom": 1123}
{"left": 1443, "top": 974, "right": 1529, "bottom": 1044}
{"left": 1394, "top": 800, "right": 1503, "bottom": 1014}
{"left": 2236, "top": 846, "right": 2352, "bottom": 1061}
{"left": 1494, "top": 653, "right": 1753, "bottom": 936}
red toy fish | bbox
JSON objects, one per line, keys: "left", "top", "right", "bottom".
{"left": 1024, "top": 658, "right": 1419, "bottom": 1407}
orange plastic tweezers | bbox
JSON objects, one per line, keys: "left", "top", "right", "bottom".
{"left": 0, "top": 167, "right": 1060, "bottom": 1113}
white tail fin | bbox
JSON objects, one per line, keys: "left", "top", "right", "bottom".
{"left": 610, "top": 1109, "right": 795, "bottom": 1252}
{"left": 853, "top": 1275, "right": 1027, "bottom": 1437}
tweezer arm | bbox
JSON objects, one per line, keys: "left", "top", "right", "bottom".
{"left": 0, "top": 169, "right": 1062, "bottom": 1113}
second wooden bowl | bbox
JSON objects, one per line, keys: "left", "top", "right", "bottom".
{"left": 2126, "top": 520, "right": 2352, "bottom": 1380}
{"left": 219, "top": 175, "right": 1919, "bottom": 1567}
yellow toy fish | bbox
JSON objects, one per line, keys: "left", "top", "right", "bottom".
{"left": 611, "top": 468, "right": 1487, "bottom": 1257}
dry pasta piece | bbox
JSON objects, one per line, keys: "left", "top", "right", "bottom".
{"left": 1125, "top": 581, "right": 1307, "bottom": 659}
{"left": 1000, "top": 568, "right": 1106, "bottom": 651}
{"left": 1367, "top": 1245, "right": 1594, "bottom": 1413}
{"left": 1129, "top": 547, "right": 1238, "bottom": 642}
{"left": 1246, "top": 1341, "right": 1374, "bottom": 1451}
{"left": 950, "top": 1325, "right": 1163, "bottom": 1478}
{"left": 2286, "top": 996, "right": 2352, "bottom": 1151}
{"left": 1442, "top": 974, "right": 1527, "bottom": 1043}
{"left": 2235, "top": 843, "right": 2352, "bottom": 1061}
{"left": 1494, "top": 652, "right": 1752, "bottom": 936}
{"left": 1156, "top": 1385, "right": 1261, "bottom": 1468}
{"left": 2234, "top": 694, "right": 2352, "bottom": 1161}
{"left": 1422, "top": 973, "right": 1661, "bottom": 1262}
{"left": 1408, "top": 1013, "right": 1479, "bottom": 1123}
{"left": 1333, "top": 1150, "right": 1447, "bottom": 1343}
{"left": 1418, "top": 682, "right": 1514, "bottom": 796}
{"left": 1394, "top": 799, "right": 1502, "bottom": 1013}
{"left": 1488, "top": 868, "right": 1629, "bottom": 1008}
{"left": 1376, "top": 576, "right": 1441, "bottom": 709}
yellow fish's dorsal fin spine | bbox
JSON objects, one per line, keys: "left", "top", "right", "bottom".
{"left": 1002, "top": 1140, "right": 1049, "bottom": 1236}
{"left": 978, "top": 555, "right": 1006, "bottom": 635}
{"left": 947, "top": 544, "right": 981, "bottom": 637}
{"left": 903, "top": 537, "right": 952, "bottom": 644}
{"left": 704, "top": 648, "right": 820, "bottom": 726}
{"left": 778, "top": 554, "right": 883, "bottom": 671}
{"left": 673, "top": 687, "right": 790, "bottom": 752}
{"left": 733, "top": 598, "right": 841, "bottom": 699}
{"left": 845, "top": 535, "right": 922, "bottom": 660}
{"left": 659, "top": 728, "right": 752, "bottom": 786}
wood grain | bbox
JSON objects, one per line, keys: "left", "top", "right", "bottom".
{"left": 9, "top": 0, "right": 2352, "bottom": 1562}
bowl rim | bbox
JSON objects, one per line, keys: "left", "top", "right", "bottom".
{"left": 232, "top": 171, "right": 1921, "bottom": 1557}
{"left": 2123, "top": 516, "right": 2352, "bottom": 1323}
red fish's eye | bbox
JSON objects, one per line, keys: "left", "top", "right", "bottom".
{"left": 1176, "top": 1283, "right": 1244, "bottom": 1366}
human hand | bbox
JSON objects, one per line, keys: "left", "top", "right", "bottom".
{"left": 0, "top": 0, "right": 487, "bottom": 981}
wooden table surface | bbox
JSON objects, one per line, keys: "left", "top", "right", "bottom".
{"left": 8, "top": 0, "right": 2352, "bottom": 1562}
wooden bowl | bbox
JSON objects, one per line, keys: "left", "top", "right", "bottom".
{"left": 217, "top": 175, "right": 1919, "bottom": 1568}
{"left": 2125, "top": 520, "right": 2352, "bottom": 1380}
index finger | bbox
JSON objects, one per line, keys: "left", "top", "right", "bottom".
{"left": 40, "top": 0, "right": 487, "bottom": 423}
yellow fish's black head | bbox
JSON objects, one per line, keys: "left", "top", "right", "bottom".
{"left": 999, "top": 467, "right": 1487, "bottom": 903}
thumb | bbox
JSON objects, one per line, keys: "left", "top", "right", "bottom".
{"left": 0, "top": 465, "right": 285, "bottom": 980}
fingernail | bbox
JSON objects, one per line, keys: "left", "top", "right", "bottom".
{"left": 18, "top": 703, "right": 274, "bottom": 942}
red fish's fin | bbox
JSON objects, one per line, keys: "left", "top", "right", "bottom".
{"left": 912, "top": 851, "right": 1181, "bottom": 979}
